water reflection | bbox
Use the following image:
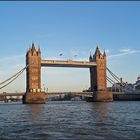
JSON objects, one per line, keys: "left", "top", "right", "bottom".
{"left": 22, "top": 104, "right": 50, "bottom": 130}
{"left": 0, "top": 101, "right": 139, "bottom": 139}
{"left": 26, "top": 104, "right": 42, "bottom": 121}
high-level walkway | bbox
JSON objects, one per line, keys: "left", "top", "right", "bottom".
{"left": 41, "top": 60, "right": 97, "bottom": 68}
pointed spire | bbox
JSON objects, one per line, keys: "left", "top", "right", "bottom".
{"left": 93, "top": 54, "right": 95, "bottom": 61}
{"left": 103, "top": 50, "right": 106, "bottom": 58}
{"left": 38, "top": 47, "right": 41, "bottom": 53}
{"left": 37, "top": 46, "right": 41, "bottom": 56}
{"left": 89, "top": 52, "right": 92, "bottom": 61}
{"left": 32, "top": 42, "right": 36, "bottom": 51}
{"left": 95, "top": 45, "right": 100, "bottom": 56}
{"left": 31, "top": 42, "right": 37, "bottom": 56}
{"left": 96, "top": 45, "right": 99, "bottom": 50}
{"left": 32, "top": 42, "right": 35, "bottom": 47}
{"left": 38, "top": 45, "right": 41, "bottom": 52}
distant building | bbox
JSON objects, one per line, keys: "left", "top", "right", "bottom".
{"left": 134, "top": 76, "right": 140, "bottom": 90}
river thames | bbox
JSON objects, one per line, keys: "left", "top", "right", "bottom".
{"left": 0, "top": 101, "right": 140, "bottom": 139}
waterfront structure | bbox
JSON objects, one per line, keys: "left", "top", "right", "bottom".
{"left": 134, "top": 76, "right": 140, "bottom": 90}
{"left": 23, "top": 43, "right": 113, "bottom": 104}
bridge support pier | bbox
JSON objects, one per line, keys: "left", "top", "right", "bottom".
{"left": 23, "top": 92, "right": 46, "bottom": 104}
{"left": 92, "top": 91, "right": 113, "bottom": 102}
{"left": 86, "top": 91, "right": 113, "bottom": 102}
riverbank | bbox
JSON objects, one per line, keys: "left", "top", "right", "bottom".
{"left": 113, "top": 93, "right": 140, "bottom": 101}
{"left": 86, "top": 93, "right": 140, "bottom": 102}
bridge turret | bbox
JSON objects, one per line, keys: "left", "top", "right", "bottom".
{"left": 26, "top": 42, "right": 41, "bottom": 93}
{"left": 90, "top": 46, "right": 107, "bottom": 91}
{"left": 24, "top": 43, "right": 46, "bottom": 104}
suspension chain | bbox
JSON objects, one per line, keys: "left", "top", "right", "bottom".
{"left": 0, "top": 65, "right": 28, "bottom": 89}
{"left": 107, "top": 67, "right": 126, "bottom": 87}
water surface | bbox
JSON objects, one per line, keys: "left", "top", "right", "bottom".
{"left": 0, "top": 101, "right": 140, "bottom": 139}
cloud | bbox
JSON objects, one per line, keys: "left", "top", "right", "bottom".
{"left": 119, "top": 48, "right": 131, "bottom": 53}
{"left": 108, "top": 48, "right": 140, "bottom": 58}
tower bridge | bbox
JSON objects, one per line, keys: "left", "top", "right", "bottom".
{"left": 23, "top": 43, "right": 113, "bottom": 104}
{"left": 2, "top": 42, "right": 140, "bottom": 103}
{"left": 0, "top": 42, "right": 113, "bottom": 104}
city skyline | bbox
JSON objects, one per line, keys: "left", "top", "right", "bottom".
{"left": 0, "top": 1, "right": 140, "bottom": 92}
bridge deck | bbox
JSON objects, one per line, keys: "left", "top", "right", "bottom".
{"left": 41, "top": 60, "right": 97, "bottom": 68}
{"left": 0, "top": 92, "right": 93, "bottom": 97}
{"left": 46, "top": 92, "right": 93, "bottom": 97}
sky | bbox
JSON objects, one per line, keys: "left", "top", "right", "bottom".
{"left": 0, "top": 1, "right": 140, "bottom": 92}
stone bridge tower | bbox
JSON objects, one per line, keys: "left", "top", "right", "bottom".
{"left": 89, "top": 46, "right": 107, "bottom": 91}
{"left": 23, "top": 43, "right": 45, "bottom": 104}
{"left": 89, "top": 47, "right": 112, "bottom": 102}
{"left": 26, "top": 43, "right": 41, "bottom": 92}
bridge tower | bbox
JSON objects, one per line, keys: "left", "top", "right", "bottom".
{"left": 90, "top": 46, "right": 107, "bottom": 91}
{"left": 23, "top": 43, "right": 46, "bottom": 104}
{"left": 89, "top": 47, "right": 113, "bottom": 101}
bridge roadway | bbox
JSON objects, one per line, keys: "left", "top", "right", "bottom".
{"left": 0, "top": 92, "right": 93, "bottom": 97}
{"left": 41, "top": 60, "right": 97, "bottom": 68}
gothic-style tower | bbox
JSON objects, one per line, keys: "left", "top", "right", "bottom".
{"left": 26, "top": 43, "right": 41, "bottom": 92}
{"left": 89, "top": 46, "right": 107, "bottom": 91}
{"left": 23, "top": 43, "right": 45, "bottom": 104}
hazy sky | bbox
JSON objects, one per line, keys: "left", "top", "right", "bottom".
{"left": 0, "top": 1, "right": 140, "bottom": 92}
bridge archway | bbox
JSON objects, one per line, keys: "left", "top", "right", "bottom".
{"left": 41, "top": 67, "right": 90, "bottom": 92}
